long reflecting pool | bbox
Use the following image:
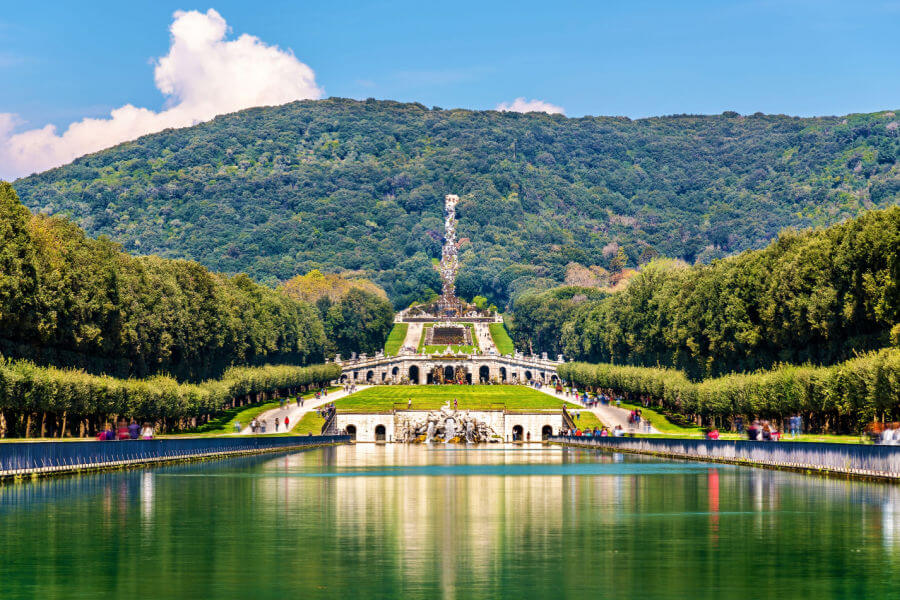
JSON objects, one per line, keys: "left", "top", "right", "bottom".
{"left": 2, "top": 444, "right": 900, "bottom": 599}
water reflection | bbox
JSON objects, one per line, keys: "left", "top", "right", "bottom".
{"left": 1, "top": 446, "right": 900, "bottom": 599}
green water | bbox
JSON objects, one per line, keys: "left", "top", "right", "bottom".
{"left": 2, "top": 445, "right": 900, "bottom": 599}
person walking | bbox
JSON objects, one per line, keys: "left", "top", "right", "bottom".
{"left": 275, "top": 417, "right": 280, "bottom": 432}
{"left": 408, "top": 398, "right": 412, "bottom": 409}
{"left": 284, "top": 415, "right": 290, "bottom": 431}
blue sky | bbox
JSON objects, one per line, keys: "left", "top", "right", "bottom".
{"left": 1, "top": 0, "right": 899, "bottom": 178}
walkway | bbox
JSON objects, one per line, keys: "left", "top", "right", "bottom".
{"left": 473, "top": 322, "right": 497, "bottom": 353}
{"left": 534, "top": 385, "right": 660, "bottom": 433}
{"left": 240, "top": 385, "right": 370, "bottom": 435}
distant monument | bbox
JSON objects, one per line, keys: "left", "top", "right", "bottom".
{"left": 437, "top": 194, "right": 461, "bottom": 317}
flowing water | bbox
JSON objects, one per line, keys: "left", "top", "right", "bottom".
{"left": 2, "top": 444, "right": 900, "bottom": 599}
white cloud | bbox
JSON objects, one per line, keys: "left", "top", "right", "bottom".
{"left": 495, "top": 97, "right": 565, "bottom": 115}
{"left": 0, "top": 9, "right": 322, "bottom": 180}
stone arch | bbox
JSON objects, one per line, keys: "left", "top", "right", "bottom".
{"left": 525, "top": 370, "right": 533, "bottom": 381}
{"left": 542, "top": 425, "right": 553, "bottom": 440}
{"left": 391, "top": 366, "right": 399, "bottom": 378}
{"left": 479, "top": 365, "right": 490, "bottom": 383}
{"left": 340, "top": 374, "right": 348, "bottom": 383}
{"left": 443, "top": 365, "right": 455, "bottom": 381}
{"left": 409, "top": 365, "right": 420, "bottom": 384}
{"left": 366, "top": 370, "right": 374, "bottom": 382}
{"left": 346, "top": 425, "right": 357, "bottom": 440}
{"left": 499, "top": 367, "right": 507, "bottom": 382}
{"left": 375, "top": 424, "right": 386, "bottom": 441}
{"left": 512, "top": 425, "right": 524, "bottom": 441}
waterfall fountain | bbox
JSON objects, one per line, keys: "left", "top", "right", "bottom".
{"left": 395, "top": 405, "right": 499, "bottom": 443}
{"left": 437, "top": 194, "right": 461, "bottom": 316}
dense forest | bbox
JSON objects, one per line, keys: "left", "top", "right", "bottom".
{"left": 512, "top": 206, "right": 900, "bottom": 378}
{"left": 0, "top": 182, "right": 337, "bottom": 381}
{"left": 12, "top": 99, "right": 900, "bottom": 308}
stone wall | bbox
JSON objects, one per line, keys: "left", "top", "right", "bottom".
{"left": 336, "top": 410, "right": 563, "bottom": 443}
{"left": 340, "top": 355, "right": 560, "bottom": 385}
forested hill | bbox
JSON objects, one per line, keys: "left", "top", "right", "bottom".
{"left": 12, "top": 98, "right": 900, "bottom": 307}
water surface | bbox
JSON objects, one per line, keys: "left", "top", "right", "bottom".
{"left": 2, "top": 444, "right": 899, "bottom": 599}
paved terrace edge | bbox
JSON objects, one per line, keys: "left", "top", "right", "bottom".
{"left": 550, "top": 436, "right": 900, "bottom": 482}
{"left": 0, "top": 435, "right": 351, "bottom": 484}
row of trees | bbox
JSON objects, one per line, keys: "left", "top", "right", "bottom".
{"left": 278, "top": 270, "right": 395, "bottom": 357}
{"left": 0, "top": 359, "right": 341, "bottom": 438}
{"left": 559, "top": 348, "right": 900, "bottom": 434}
{"left": 1, "top": 183, "right": 396, "bottom": 381}
{"left": 512, "top": 206, "right": 899, "bottom": 378}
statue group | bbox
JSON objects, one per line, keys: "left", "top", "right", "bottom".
{"left": 395, "top": 404, "right": 498, "bottom": 443}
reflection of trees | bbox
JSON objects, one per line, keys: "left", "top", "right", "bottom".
{"left": 7, "top": 447, "right": 900, "bottom": 597}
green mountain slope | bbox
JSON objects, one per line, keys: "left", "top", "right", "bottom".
{"left": 12, "top": 98, "right": 900, "bottom": 307}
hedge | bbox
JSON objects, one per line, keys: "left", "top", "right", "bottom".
{"left": 558, "top": 348, "right": 900, "bottom": 433}
{"left": 0, "top": 360, "right": 341, "bottom": 438}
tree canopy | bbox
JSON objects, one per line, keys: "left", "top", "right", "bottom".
{"left": 12, "top": 98, "right": 899, "bottom": 308}
{"left": 513, "top": 206, "right": 900, "bottom": 378}
{"left": 0, "top": 183, "right": 327, "bottom": 381}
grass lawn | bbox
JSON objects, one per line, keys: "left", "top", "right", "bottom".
{"left": 489, "top": 322, "right": 515, "bottom": 355}
{"left": 617, "top": 401, "right": 704, "bottom": 435}
{"left": 384, "top": 323, "right": 408, "bottom": 356}
{"left": 291, "top": 411, "right": 326, "bottom": 435}
{"left": 570, "top": 411, "right": 603, "bottom": 430}
{"left": 334, "top": 385, "right": 579, "bottom": 413}
{"left": 418, "top": 322, "right": 479, "bottom": 354}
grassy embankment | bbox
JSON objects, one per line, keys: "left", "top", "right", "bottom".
{"left": 384, "top": 323, "right": 408, "bottom": 356}
{"left": 418, "top": 323, "right": 479, "bottom": 354}
{"left": 489, "top": 322, "right": 515, "bottom": 355}
{"left": 293, "top": 412, "right": 326, "bottom": 435}
{"left": 333, "top": 385, "right": 578, "bottom": 413}
{"left": 590, "top": 400, "right": 860, "bottom": 442}
{"left": 569, "top": 411, "right": 603, "bottom": 430}
{"left": 174, "top": 386, "right": 342, "bottom": 437}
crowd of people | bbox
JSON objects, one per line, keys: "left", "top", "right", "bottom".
{"left": 97, "top": 421, "right": 154, "bottom": 440}
{"left": 560, "top": 425, "right": 628, "bottom": 437}
{"left": 318, "top": 403, "right": 336, "bottom": 423}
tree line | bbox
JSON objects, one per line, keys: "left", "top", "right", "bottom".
{"left": 512, "top": 206, "right": 899, "bottom": 379}
{"left": 559, "top": 348, "right": 900, "bottom": 434}
{"left": 1, "top": 182, "right": 393, "bottom": 381}
{"left": 0, "top": 359, "right": 341, "bottom": 438}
